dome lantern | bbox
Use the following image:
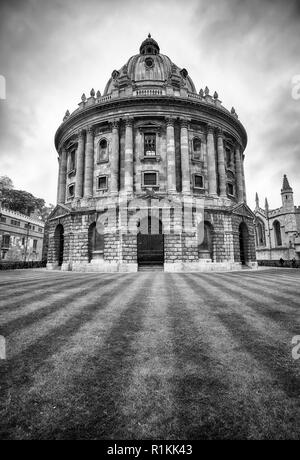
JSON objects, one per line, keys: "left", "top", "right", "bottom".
{"left": 139, "top": 33, "right": 160, "bottom": 55}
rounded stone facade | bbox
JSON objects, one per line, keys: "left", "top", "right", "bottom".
{"left": 47, "top": 35, "right": 257, "bottom": 272}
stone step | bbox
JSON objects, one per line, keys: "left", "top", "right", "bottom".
{"left": 138, "top": 264, "right": 164, "bottom": 272}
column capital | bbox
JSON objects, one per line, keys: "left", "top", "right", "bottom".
{"left": 86, "top": 126, "right": 94, "bottom": 135}
{"left": 206, "top": 123, "right": 215, "bottom": 134}
{"left": 125, "top": 117, "right": 133, "bottom": 128}
{"left": 111, "top": 119, "right": 120, "bottom": 130}
{"left": 179, "top": 118, "right": 190, "bottom": 129}
{"left": 77, "top": 129, "right": 86, "bottom": 139}
{"left": 166, "top": 117, "right": 175, "bottom": 127}
{"left": 216, "top": 127, "right": 224, "bottom": 137}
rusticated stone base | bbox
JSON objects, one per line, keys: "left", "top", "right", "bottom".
{"left": 45, "top": 201, "right": 257, "bottom": 273}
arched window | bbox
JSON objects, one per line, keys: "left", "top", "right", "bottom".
{"left": 192, "top": 137, "right": 202, "bottom": 160}
{"left": 198, "top": 221, "right": 213, "bottom": 260}
{"left": 273, "top": 220, "right": 282, "bottom": 247}
{"left": 88, "top": 222, "right": 104, "bottom": 262}
{"left": 97, "top": 138, "right": 108, "bottom": 163}
{"left": 256, "top": 219, "right": 265, "bottom": 247}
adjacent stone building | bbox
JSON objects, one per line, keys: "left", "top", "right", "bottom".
{"left": 0, "top": 205, "right": 45, "bottom": 262}
{"left": 254, "top": 175, "right": 300, "bottom": 262}
{"left": 47, "top": 35, "right": 257, "bottom": 272}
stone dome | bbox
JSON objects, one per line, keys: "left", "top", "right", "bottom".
{"left": 103, "top": 34, "right": 196, "bottom": 95}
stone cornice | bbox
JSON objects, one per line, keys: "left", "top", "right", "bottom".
{"left": 55, "top": 96, "right": 247, "bottom": 151}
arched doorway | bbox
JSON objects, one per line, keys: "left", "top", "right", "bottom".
{"left": 198, "top": 221, "right": 214, "bottom": 260}
{"left": 137, "top": 215, "right": 164, "bottom": 267}
{"left": 88, "top": 222, "right": 104, "bottom": 262}
{"left": 54, "top": 224, "right": 64, "bottom": 267}
{"left": 239, "top": 222, "right": 249, "bottom": 265}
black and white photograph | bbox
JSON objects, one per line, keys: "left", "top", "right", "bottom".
{"left": 0, "top": 0, "right": 299, "bottom": 444}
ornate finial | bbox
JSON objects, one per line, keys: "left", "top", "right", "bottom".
{"left": 90, "top": 88, "right": 95, "bottom": 97}
{"left": 96, "top": 90, "right": 101, "bottom": 98}
{"left": 199, "top": 88, "right": 204, "bottom": 97}
{"left": 213, "top": 91, "right": 218, "bottom": 99}
{"left": 63, "top": 110, "right": 70, "bottom": 121}
{"left": 231, "top": 107, "right": 236, "bottom": 114}
{"left": 180, "top": 68, "right": 188, "bottom": 79}
{"left": 148, "top": 33, "right": 151, "bottom": 38}
{"left": 81, "top": 93, "right": 86, "bottom": 102}
{"left": 112, "top": 70, "right": 120, "bottom": 80}
{"left": 204, "top": 86, "right": 209, "bottom": 96}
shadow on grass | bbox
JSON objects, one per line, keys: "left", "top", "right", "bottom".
{"left": 0, "top": 275, "right": 114, "bottom": 335}
{"left": 0, "top": 274, "right": 109, "bottom": 315}
{"left": 44, "top": 275, "right": 155, "bottom": 440}
{"left": 0, "top": 275, "right": 135, "bottom": 439}
{"left": 166, "top": 279, "right": 250, "bottom": 440}
{"left": 186, "top": 275, "right": 300, "bottom": 400}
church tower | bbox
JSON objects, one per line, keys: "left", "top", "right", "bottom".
{"left": 281, "top": 174, "right": 294, "bottom": 212}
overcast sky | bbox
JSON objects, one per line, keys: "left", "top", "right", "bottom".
{"left": 0, "top": 0, "right": 299, "bottom": 209}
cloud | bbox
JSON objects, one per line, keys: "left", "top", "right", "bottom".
{"left": 0, "top": 0, "right": 299, "bottom": 209}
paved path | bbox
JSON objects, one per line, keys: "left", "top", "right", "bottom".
{"left": 0, "top": 268, "right": 299, "bottom": 439}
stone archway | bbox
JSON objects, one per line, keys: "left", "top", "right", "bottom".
{"left": 137, "top": 215, "right": 164, "bottom": 267}
{"left": 239, "top": 222, "right": 249, "bottom": 265}
{"left": 54, "top": 224, "right": 64, "bottom": 267}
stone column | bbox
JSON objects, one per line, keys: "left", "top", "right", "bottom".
{"left": 111, "top": 120, "right": 120, "bottom": 194}
{"left": 124, "top": 118, "right": 134, "bottom": 194}
{"left": 57, "top": 147, "right": 67, "bottom": 204}
{"left": 180, "top": 119, "right": 191, "bottom": 194}
{"left": 217, "top": 128, "right": 227, "bottom": 197}
{"left": 242, "top": 153, "right": 247, "bottom": 203}
{"left": 206, "top": 125, "right": 217, "bottom": 196}
{"left": 166, "top": 117, "right": 176, "bottom": 193}
{"left": 235, "top": 144, "right": 244, "bottom": 202}
{"left": 75, "top": 129, "right": 85, "bottom": 199}
{"left": 84, "top": 126, "right": 94, "bottom": 198}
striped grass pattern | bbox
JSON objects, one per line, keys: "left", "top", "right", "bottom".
{"left": 0, "top": 268, "right": 299, "bottom": 439}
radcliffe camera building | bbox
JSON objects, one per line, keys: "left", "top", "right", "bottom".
{"left": 46, "top": 35, "right": 257, "bottom": 272}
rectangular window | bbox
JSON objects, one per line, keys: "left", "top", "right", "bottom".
{"left": 24, "top": 223, "right": 32, "bottom": 229}
{"left": 0, "top": 217, "right": 6, "bottom": 223}
{"left": 38, "top": 227, "right": 43, "bottom": 233}
{"left": 194, "top": 174, "right": 204, "bottom": 189}
{"left": 11, "top": 219, "right": 21, "bottom": 226}
{"left": 227, "top": 183, "right": 234, "bottom": 196}
{"left": 97, "top": 176, "right": 108, "bottom": 190}
{"left": 68, "top": 150, "right": 76, "bottom": 172}
{"left": 2, "top": 235, "right": 10, "bottom": 248}
{"left": 144, "top": 133, "right": 156, "bottom": 156}
{"left": 22, "top": 237, "right": 25, "bottom": 245}
{"left": 33, "top": 239, "right": 37, "bottom": 251}
{"left": 143, "top": 172, "right": 158, "bottom": 187}
{"left": 68, "top": 184, "right": 75, "bottom": 198}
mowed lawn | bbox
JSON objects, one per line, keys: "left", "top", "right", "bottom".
{"left": 0, "top": 268, "right": 299, "bottom": 440}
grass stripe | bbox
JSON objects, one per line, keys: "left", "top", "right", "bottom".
{"left": 185, "top": 273, "right": 300, "bottom": 400}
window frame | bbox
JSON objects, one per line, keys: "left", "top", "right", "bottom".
{"left": 97, "top": 175, "right": 108, "bottom": 191}
{"left": 144, "top": 132, "right": 157, "bottom": 157}
{"left": 227, "top": 182, "right": 235, "bottom": 197}
{"left": 97, "top": 137, "right": 109, "bottom": 164}
{"left": 68, "top": 183, "right": 75, "bottom": 199}
{"left": 192, "top": 137, "right": 202, "bottom": 161}
{"left": 193, "top": 174, "right": 204, "bottom": 190}
{"left": 142, "top": 171, "right": 159, "bottom": 188}
{"left": 68, "top": 149, "right": 76, "bottom": 175}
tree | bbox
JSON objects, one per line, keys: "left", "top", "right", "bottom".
{"left": 0, "top": 175, "right": 14, "bottom": 190}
